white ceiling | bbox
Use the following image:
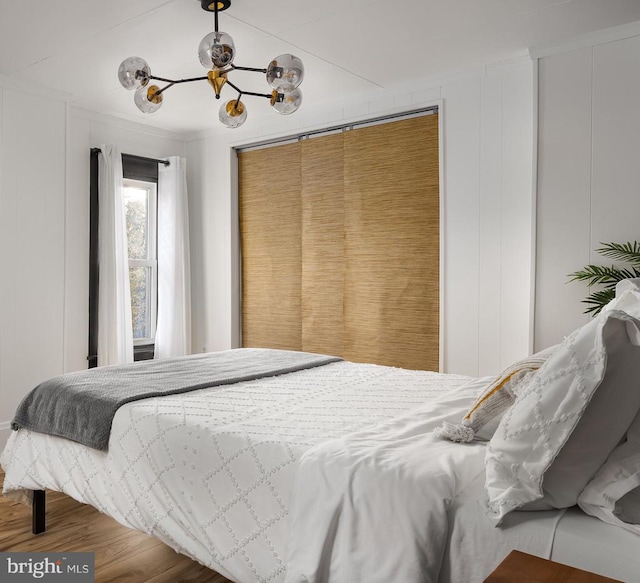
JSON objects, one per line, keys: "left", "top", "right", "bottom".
{"left": 2, "top": 0, "right": 640, "bottom": 135}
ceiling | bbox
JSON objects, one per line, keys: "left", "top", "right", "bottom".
{"left": 2, "top": 0, "right": 640, "bottom": 135}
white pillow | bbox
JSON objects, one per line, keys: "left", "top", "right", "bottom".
{"left": 602, "top": 288, "right": 640, "bottom": 319}
{"left": 615, "top": 278, "right": 640, "bottom": 297}
{"left": 485, "top": 310, "right": 640, "bottom": 523}
{"left": 578, "top": 408, "right": 640, "bottom": 533}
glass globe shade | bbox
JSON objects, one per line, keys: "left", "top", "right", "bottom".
{"left": 219, "top": 99, "right": 247, "bottom": 128}
{"left": 272, "top": 88, "right": 302, "bottom": 115}
{"left": 118, "top": 56, "right": 150, "bottom": 91}
{"left": 266, "top": 54, "right": 304, "bottom": 92}
{"left": 198, "top": 31, "right": 236, "bottom": 69}
{"left": 134, "top": 86, "right": 163, "bottom": 113}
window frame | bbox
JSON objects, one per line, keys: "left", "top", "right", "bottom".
{"left": 89, "top": 149, "right": 163, "bottom": 367}
{"left": 123, "top": 178, "right": 158, "bottom": 347}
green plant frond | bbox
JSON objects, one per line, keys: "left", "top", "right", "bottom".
{"left": 596, "top": 241, "right": 640, "bottom": 267}
{"left": 569, "top": 240, "right": 640, "bottom": 315}
{"left": 567, "top": 264, "right": 633, "bottom": 287}
{"left": 614, "top": 266, "right": 640, "bottom": 280}
{"left": 582, "top": 289, "right": 616, "bottom": 315}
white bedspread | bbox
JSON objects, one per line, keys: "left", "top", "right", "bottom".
{"left": 284, "top": 381, "right": 488, "bottom": 583}
{"left": 2, "top": 360, "right": 473, "bottom": 583}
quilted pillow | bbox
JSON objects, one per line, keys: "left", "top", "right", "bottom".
{"left": 485, "top": 310, "right": 640, "bottom": 523}
{"left": 434, "top": 345, "right": 557, "bottom": 443}
{"left": 578, "top": 399, "right": 640, "bottom": 532}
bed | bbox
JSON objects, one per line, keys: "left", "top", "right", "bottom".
{"left": 3, "top": 284, "right": 640, "bottom": 583}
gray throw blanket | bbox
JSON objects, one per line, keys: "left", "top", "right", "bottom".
{"left": 12, "top": 348, "right": 341, "bottom": 451}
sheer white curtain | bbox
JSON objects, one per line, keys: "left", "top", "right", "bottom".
{"left": 155, "top": 156, "right": 192, "bottom": 358}
{"left": 97, "top": 145, "right": 134, "bottom": 365}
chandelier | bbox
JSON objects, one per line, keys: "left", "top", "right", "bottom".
{"left": 117, "top": 0, "right": 304, "bottom": 128}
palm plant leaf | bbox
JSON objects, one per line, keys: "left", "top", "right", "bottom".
{"left": 595, "top": 241, "right": 640, "bottom": 267}
{"left": 582, "top": 289, "right": 616, "bottom": 315}
{"left": 567, "top": 264, "right": 638, "bottom": 287}
{"left": 568, "top": 240, "right": 640, "bottom": 315}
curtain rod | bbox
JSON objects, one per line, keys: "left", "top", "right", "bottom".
{"left": 235, "top": 106, "right": 438, "bottom": 153}
{"left": 90, "top": 148, "right": 170, "bottom": 166}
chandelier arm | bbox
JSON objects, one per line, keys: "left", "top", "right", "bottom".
{"left": 214, "top": 0, "right": 219, "bottom": 33}
{"left": 226, "top": 79, "right": 273, "bottom": 100}
{"left": 150, "top": 75, "right": 209, "bottom": 84}
{"left": 230, "top": 65, "right": 268, "bottom": 74}
{"left": 225, "top": 79, "right": 242, "bottom": 94}
{"left": 154, "top": 82, "right": 175, "bottom": 97}
{"left": 151, "top": 75, "right": 211, "bottom": 97}
{"left": 242, "top": 90, "right": 276, "bottom": 99}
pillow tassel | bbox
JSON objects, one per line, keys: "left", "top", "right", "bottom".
{"left": 434, "top": 421, "right": 475, "bottom": 443}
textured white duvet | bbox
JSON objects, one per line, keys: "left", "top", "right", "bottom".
{"left": 2, "top": 360, "right": 481, "bottom": 583}
{"left": 285, "top": 380, "right": 488, "bottom": 583}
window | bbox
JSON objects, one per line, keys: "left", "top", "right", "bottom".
{"left": 89, "top": 150, "right": 162, "bottom": 366}
{"left": 123, "top": 179, "right": 157, "bottom": 345}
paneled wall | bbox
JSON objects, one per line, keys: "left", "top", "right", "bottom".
{"left": 0, "top": 83, "right": 186, "bottom": 448}
{"left": 187, "top": 60, "right": 535, "bottom": 377}
{"left": 535, "top": 27, "right": 640, "bottom": 350}
{"left": 441, "top": 65, "right": 534, "bottom": 376}
{"left": 0, "top": 58, "right": 537, "bottom": 447}
{"left": 0, "top": 86, "right": 66, "bottom": 448}
{"left": 2, "top": 22, "right": 637, "bottom": 447}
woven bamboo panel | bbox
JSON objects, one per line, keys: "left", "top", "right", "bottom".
{"left": 343, "top": 115, "right": 439, "bottom": 370}
{"left": 301, "top": 134, "right": 345, "bottom": 357}
{"left": 238, "top": 114, "right": 439, "bottom": 370}
{"left": 238, "top": 142, "right": 302, "bottom": 350}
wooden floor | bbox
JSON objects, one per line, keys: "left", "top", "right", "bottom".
{"left": 0, "top": 471, "right": 234, "bottom": 583}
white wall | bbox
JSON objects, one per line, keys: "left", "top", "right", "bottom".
{"left": 442, "top": 63, "right": 535, "bottom": 376}
{"left": 0, "top": 83, "right": 66, "bottom": 449}
{"left": 187, "top": 59, "right": 535, "bottom": 377}
{"left": 535, "top": 23, "right": 640, "bottom": 350}
{"left": 0, "top": 84, "right": 186, "bottom": 448}
{"left": 0, "top": 57, "right": 536, "bottom": 450}
{"left": 4, "top": 19, "right": 638, "bottom": 449}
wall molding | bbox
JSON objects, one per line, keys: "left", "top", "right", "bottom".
{"left": 184, "top": 55, "right": 532, "bottom": 143}
{"left": 70, "top": 106, "right": 188, "bottom": 143}
{"left": 485, "top": 55, "right": 532, "bottom": 76}
{"left": 0, "top": 73, "right": 71, "bottom": 102}
{"left": 530, "top": 19, "right": 640, "bottom": 59}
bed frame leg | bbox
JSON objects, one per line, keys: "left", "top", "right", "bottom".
{"left": 32, "top": 490, "right": 46, "bottom": 535}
